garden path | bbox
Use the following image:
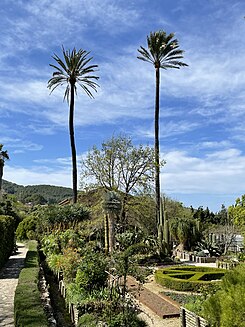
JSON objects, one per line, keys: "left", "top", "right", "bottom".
{"left": 0, "top": 243, "right": 28, "bottom": 327}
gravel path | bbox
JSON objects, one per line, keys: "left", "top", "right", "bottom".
{"left": 0, "top": 243, "right": 28, "bottom": 327}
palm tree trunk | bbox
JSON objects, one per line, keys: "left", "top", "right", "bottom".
{"left": 69, "top": 82, "right": 78, "bottom": 204}
{"left": 155, "top": 66, "right": 161, "bottom": 232}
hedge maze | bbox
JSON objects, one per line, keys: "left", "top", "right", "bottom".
{"left": 155, "top": 266, "right": 226, "bottom": 292}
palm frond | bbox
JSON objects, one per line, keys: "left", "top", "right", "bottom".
{"left": 64, "top": 85, "right": 70, "bottom": 102}
{"left": 137, "top": 46, "right": 154, "bottom": 64}
{"left": 138, "top": 30, "right": 188, "bottom": 69}
{"left": 48, "top": 45, "right": 99, "bottom": 100}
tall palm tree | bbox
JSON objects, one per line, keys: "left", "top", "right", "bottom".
{"left": 48, "top": 47, "right": 99, "bottom": 203}
{"left": 0, "top": 144, "right": 9, "bottom": 194}
{"left": 137, "top": 30, "right": 188, "bottom": 238}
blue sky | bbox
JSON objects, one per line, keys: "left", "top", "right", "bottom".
{"left": 1, "top": 0, "right": 245, "bottom": 212}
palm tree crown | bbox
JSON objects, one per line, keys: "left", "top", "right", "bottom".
{"left": 48, "top": 47, "right": 99, "bottom": 99}
{"left": 137, "top": 30, "right": 188, "bottom": 69}
{"left": 48, "top": 46, "right": 99, "bottom": 204}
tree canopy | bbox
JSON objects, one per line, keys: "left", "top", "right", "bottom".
{"left": 228, "top": 195, "right": 245, "bottom": 232}
{"left": 81, "top": 135, "right": 159, "bottom": 195}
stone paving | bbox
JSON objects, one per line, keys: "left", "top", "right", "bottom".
{"left": 0, "top": 243, "right": 28, "bottom": 327}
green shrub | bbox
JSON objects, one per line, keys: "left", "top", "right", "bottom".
{"left": 107, "top": 312, "right": 148, "bottom": 327}
{"left": 16, "top": 215, "right": 37, "bottom": 240}
{"left": 155, "top": 266, "right": 225, "bottom": 292}
{"left": 14, "top": 241, "right": 48, "bottom": 327}
{"left": 75, "top": 251, "right": 108, "bottom": 293}
{"left": 0, "top": 215, "right": 15, "bottom": 267}
{"left": 78, "top": 313, "right": 98, "bottom": 327}
{"left": 202, "top": 264, "right": 245, "bottom": 327}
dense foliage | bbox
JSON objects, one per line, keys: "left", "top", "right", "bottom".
{"left": 16, "top": 204, "right": 90, "bottom": 242}
{"left": 202, "top": 264, "right": 245, "bottom": 327}
{"left": 34, "top": 199, "right": 151, "bottom": 326}
{"left": 228, "top": 195, "right": 245, "bottom": 233}
{"left": 0, "top": 197, "right": 22, "bottom": 267}
{"left": 0, "top": 215, "right": 16, "bottom": 267}
{"left": 2, "top": 180, "right": 73, "bottom": 204}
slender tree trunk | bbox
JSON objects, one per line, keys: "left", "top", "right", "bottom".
{"left": 119, "top": 194, "right": 128, "bottom": 232}
{"left": 155, "top": 66, "right": 161, "bottom": 233}
{"left": 69, "top": 82, "right": 77, "bottom": 203}
{"left": 108, "top": 212, "right": 115, "bottom": 253}
{"left": 104, "top": 213, "right": 109, "bottom": 255}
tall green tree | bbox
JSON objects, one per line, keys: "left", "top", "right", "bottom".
{"left": 48, "top": 47, "right": 99, "bottom": 203}
{"left": 137, "top": 30, "right": 188, "bottom": 235}
{"left": 0, "top": 144, "right": 9, "bottom": 195}
{"left": 81, "top": 135, "right": 158, "bottom": 228}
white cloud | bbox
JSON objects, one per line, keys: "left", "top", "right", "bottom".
{"left": 0, "top": 0, "right": 141, "bottom": 60}
{"left": 4, "top": 165, "right": 71, "bottom": 187}
{"left": 33, "top": 157, "right": 71, "bottom": 167}
{"left": 198, "top": 140, "right": 233, "bottom": 150}
{"left": 0, "top": 137, "right": 43, "bottom": 152}
{"left": 162, "top": 148, "right": 245, "bottom": 195}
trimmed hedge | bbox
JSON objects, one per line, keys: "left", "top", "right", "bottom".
{"left": 14, "top": 241, "right": 48, "bottom": 327}
{"left": 155, "top": 265, "right": 226, "bottom": 292}
{"left": 0, "top": 215, "right": 15, "bottom": 268}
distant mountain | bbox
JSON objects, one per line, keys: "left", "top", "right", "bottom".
{"left": 2, "top": 180, "right": 73, "bottom": 204}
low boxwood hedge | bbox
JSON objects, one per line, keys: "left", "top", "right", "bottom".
{"left": 14, "top": 241, "right": 48, "bottom": 327}
{"left": 155, "top": 265, "right": 226, "bottom": 292}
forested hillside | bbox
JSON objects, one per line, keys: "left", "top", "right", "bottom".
{"left": 2, "top": 180, "right": 73, "bottom": 204}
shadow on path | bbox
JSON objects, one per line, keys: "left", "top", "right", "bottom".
{"left": 0, "top": 257, "right": 26, "bottom": 279}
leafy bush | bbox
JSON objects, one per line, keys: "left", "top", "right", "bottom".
{"left": 0, "top": 198, "right": 21, "bottom": 226}
{"left": 155, "top": 266, "right": 225, "bottom": 292}
{"left": 78, "top": 313, "right": 98, "bottom": 327}
{"left": 106, "top": 311, "right": 148, "bottom": 327}
{"left": 16, "top": 215, "right": 37, "bottom": 240}
{"left": 237, "top": 252, "right": 245, "bottom": 262}
{"left": 0, "top": 215, "right": 15, "bottom": 267}
{"left": 14, "top": 241, "right": 48, "bottom": 327}
{"left": 36, "top": 204, "right": 89, "bottom": 234}
{"left": 202, "top": 264, "right": 245, "bottom": 327}
{"left": 75, "top": 251, "right": 108, "bottom": 293}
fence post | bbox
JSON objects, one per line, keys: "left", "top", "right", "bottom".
{"left": 181, "top": 307, "right": 186, "bottom": 327}
{"left": 196, "top": 315, "right": 201, "bottom": 327}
